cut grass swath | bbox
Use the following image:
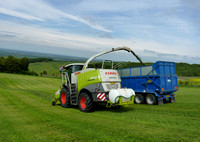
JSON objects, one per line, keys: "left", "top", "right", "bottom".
{"left": 0, "top": 73, "right": 199, "bottom": 142}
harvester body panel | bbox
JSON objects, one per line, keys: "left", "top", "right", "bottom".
{"left": 77, "top": 69, "right": 102, "bottom": 92}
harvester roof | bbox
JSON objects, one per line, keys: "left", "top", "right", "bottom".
{"left": 64, "top": 63, "right": 85, "bottom": 69}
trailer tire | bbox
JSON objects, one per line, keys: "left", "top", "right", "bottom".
{"left": 146, "top": 94, "right": 157, "bottom": 105}
{"left": 78, "top": 92, "right": 93, "bottom": 112}
{"left": 134, "top": 94, "right": 144, "bottom": 104}
{"left": 60, "top": 88, "right": 71, "bottom": 108}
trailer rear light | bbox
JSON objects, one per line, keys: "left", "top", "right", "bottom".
{"left": 159, "top": 97, "right": 163, "bottom": 99}
{"left": 162, "top": 88, "right": 164, "bottom": 91}
{"left": 175, "top": 86, "right": 178, "bottom": 89}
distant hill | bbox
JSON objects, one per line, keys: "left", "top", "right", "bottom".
{"left": 0, "top": 48, "right": 88, "bottom": 61}
{"left": 114, "top": 61, "right": 200, "bottom": 77}
{"left": 1, "top": 48, "right": 200, "bottom": 77}
{"left": 28, "top": 60, "right": 200, "bottom": 77}
{"left": 29, "top": 61, "right": 82, "bottom": 76}
{"left": 175, "top": 63, "right": 200, "bottom": 76}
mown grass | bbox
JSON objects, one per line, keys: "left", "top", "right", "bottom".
{"left": 0, "top": 73, "right": 199, "bottom": 142}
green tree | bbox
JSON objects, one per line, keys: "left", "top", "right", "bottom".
{"left": 0, "top": 56, "right": 6, "bottom": 72}
{"left": 20, "top": 57, "right": 29, "bottom": 71}
{"left": 5, "top": 56, "right": 20, "bottom": 73}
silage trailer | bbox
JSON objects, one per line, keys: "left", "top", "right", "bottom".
{"left": 118, "top": 61, "right": 179, "bottom": 105}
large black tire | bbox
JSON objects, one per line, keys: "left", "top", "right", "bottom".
{"left": 146, "top": 94, "right": 157, "bottom": 105}
{"left": 134, "top": 94, "right": 144, "bottom": 104}
{"left": 60, "top": 88, "right": 71, "bottom": 108}
{"left": 78, "top": 92, "right": 93, "bottom": 112}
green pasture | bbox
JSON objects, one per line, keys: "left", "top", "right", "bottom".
{"left": 0, "top": 73, "right": 199, "bottom": 142}
{"left": 29, "top": 61, "right": 75, "bottom": 75}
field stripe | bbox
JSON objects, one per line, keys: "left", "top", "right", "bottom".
{"left": 0, "top": 73, "right": 200, "bottom": 142}
{"left": 0, "top": 89, "right": 79, "bottom": 141}
{"left": 8, "top": 89, "right": 200, "bottom": 142}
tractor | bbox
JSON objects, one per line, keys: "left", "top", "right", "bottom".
{"left": 52, "top": 47, "right": 144, "bottom": 112}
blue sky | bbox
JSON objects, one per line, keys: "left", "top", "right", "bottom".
{"left": 0, "top": 0, "right": 200, "bottom": 63}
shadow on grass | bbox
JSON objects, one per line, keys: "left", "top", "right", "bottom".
{"left": 94, "top": 103, "right": 134, "bottom": 113}
{"left": 52, "top": 103, "right": 134, "bottom": 113}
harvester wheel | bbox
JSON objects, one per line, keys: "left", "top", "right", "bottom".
{"left": 78, "top": 92, "right": 93, "bottom": 112}
{"left": 60, "top": 88, "right": 70, "bottom": 108}
{"left": 134, "top": 94, "right": 144, "bottom": 104}
{"left": 52, "top": 101, "right": 56, "bottom": 106}
{"left": 146, "top": 94, "right": 157, "bottom": 105}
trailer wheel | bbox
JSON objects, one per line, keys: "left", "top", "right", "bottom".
{"left": 60, "top": 88, "right": 70, "bottom": 108}
{"left": 146, "top": 94, "right": 157, "bottom": 105}
{"left": 78, "top": 92, "right": 93, "bottom": 112}
{"left": 134, "top": 94, "right": 144, "bottom": 104}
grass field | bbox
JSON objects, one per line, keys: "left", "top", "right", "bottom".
{"left": 0, "top": 73, "right": 200, "bottom": 142}
{"left": 29, "top": 61, "right": 82, "bottom": 75}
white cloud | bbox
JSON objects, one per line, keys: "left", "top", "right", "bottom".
{"left": 0, "top": 20, "right": 114, "bottom": 51}
{"left": 0, "top": 8, "right": 43, "bottom": 21}
{"left": 0, "top": 0, "right": 111, "bottom": 32}
{"left": 60, "top": 13, "right": 111, "bottom": 32}
{"left": 0, "top": 20, "right": 197, "bottom": 57}
{"left": 0, "top": 0, "right": 199, "bottom": 64}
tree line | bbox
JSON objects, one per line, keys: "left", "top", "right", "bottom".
{"left": 29, "top": 57, "right": 53, "bottom": 63}
{"left": 0, "top": 56, "right": 37, "bottom": 75}
{"left": 116, "top": 62, "right": 200, "bottom": 77}
{"left": 175, "top": 63, "right": 200, "bottom": 76}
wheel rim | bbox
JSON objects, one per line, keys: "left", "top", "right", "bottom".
{"left": 147, "top": 96, "right": 153, "bottom": 104}
{"left": 80, "top": 97, "right": 86, "bottom": 109}
{"left": 135, "top": 96, "right": 142, "bottom": 103}
{"left": 61, "top": 92, "right": 66, "bottom": 104}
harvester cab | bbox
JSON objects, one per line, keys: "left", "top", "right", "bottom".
{"left": 61, "top": 63, "right": 84, "bottom": 86}
{"left": 52, "top": 47, "right": 144, "bottom": 112}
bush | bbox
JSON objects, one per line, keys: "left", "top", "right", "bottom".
{"left": 29, "top": 57, "right": 53, "bottom": 63}
{"left": 178, "top": 80, "right": 200, "bottom": 87}
{"left": 0, "top": 56, "right": 33, "bottom": 75}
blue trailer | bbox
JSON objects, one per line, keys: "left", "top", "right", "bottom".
{"left": 118, "top": 61, "right": 179, "bottom": 105}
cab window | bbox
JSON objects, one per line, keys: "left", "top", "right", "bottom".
{"left": 72, "top": 65, "right": 83, "bottom": 73}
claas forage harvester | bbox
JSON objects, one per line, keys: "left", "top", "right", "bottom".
{"left": 52, "top": 47, "right": 144, "bottom": 112}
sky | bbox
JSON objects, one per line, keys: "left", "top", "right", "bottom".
{"left": 0, "top": 0, "right": 200, "bottom": 64}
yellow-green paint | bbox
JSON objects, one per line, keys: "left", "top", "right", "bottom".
{"left": 106, "top": 96, "right": 134, "bottom": 107}
{"left": 118, "top": 96, "right": 134, "bottom": 105}
{"left": 77, "top": 70, "right": 102, "bottom": 92}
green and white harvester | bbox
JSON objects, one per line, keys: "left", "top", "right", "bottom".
{"left": 52, "top": 47, "right": 144, "bottom": 112}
